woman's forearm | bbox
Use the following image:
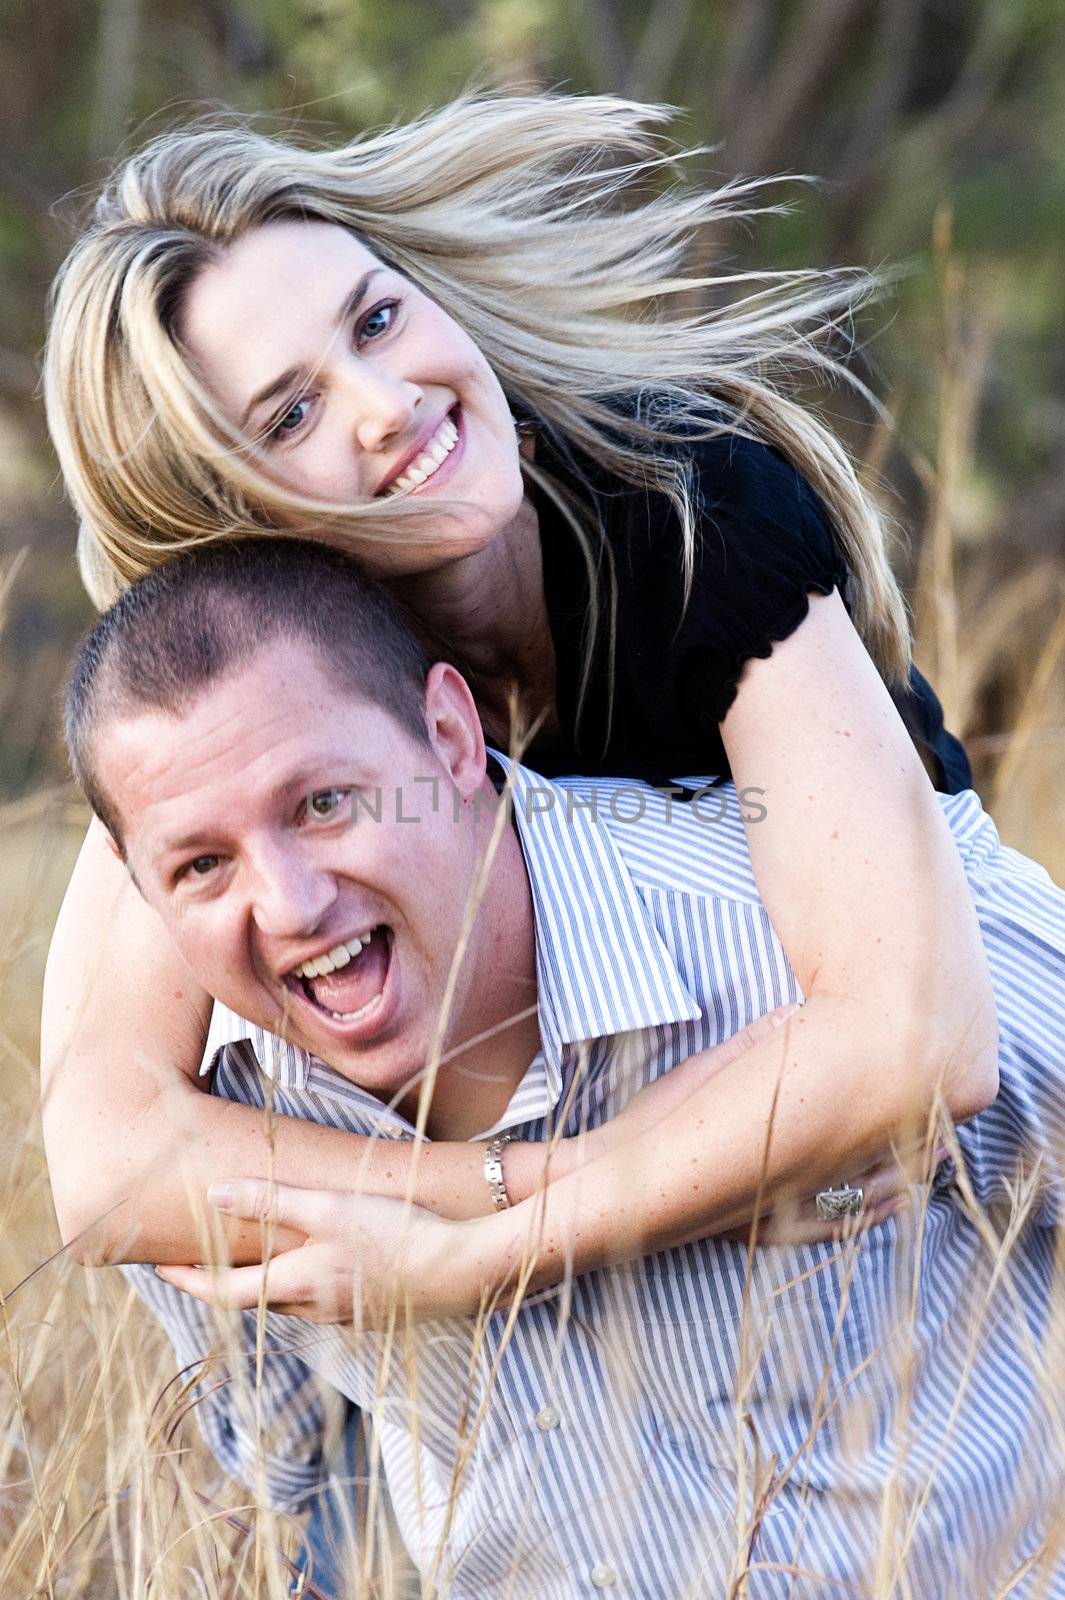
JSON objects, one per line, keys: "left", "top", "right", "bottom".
{"left": 151, "top": 986, "right": 982, "bottom": 1327}
{"left": 79, "top": 1008, "right": 836, "bottom": 1266}
{"left": 457, "top": 985, "right": 994, "bottom": 1303}
{"left": 76, "top": 1087, "right": 498, "bottom": 1265}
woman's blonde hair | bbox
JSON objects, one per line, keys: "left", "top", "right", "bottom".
{"left": 45, "top": 91, "right": 910, "bottom": 690}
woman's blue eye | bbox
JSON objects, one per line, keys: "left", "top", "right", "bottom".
{"left": 360, "top": 302, "right": 397, "bottom": 341}
{"left": 271, "top": 397, "right": 310, "bottom": 438}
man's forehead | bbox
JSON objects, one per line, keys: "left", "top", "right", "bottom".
{"left": 112, "top": 644, "right": 381, "bottom": 764}
{"left": 98, "top": 653, "right": 393, "bottom": 850}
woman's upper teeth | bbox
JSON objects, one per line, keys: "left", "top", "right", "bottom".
{"left": 293, "top": 931, "right": 372, "bottom": 980}
{"left": 385, "top": 415, "right": 458, "bottom": 495}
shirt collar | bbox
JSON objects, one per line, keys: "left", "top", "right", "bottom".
{"left": 485, "top": 754, "right": 702, "bottom": 1127}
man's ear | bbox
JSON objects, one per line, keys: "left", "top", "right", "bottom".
{"left": 93, "top": 817, "right": 141, "bottom": 892}
{"left": 423, "top": 663, "right": 486, "bottom": 801}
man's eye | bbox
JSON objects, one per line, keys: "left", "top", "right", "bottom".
{"left": 176, "top": 854, "right": 219, "bottom": 882}
{"left": 306, "top": 788, "right": 349, "bottom": 821}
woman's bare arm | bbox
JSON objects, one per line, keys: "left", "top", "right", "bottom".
{"left": 513, "top": 592, "right": 998, "bottom": 1231}
{"left": 719, "top": 590, "right": 997, "bottom": 1127}
{"left": 151, "top": 594, "right": 1001, "bottom": 1324}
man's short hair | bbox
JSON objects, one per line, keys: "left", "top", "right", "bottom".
{"left": 66, "top": 537, "right": 431, "bottom": 847}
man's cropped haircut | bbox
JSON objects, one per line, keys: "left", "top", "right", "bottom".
{"left": 66, "top": 537, "right": 431, "bottom": 847}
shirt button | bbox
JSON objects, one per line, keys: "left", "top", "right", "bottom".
{"left": 590, "top": 1565, "right": 618, "bottom": 1588}
{"left": 534, "top": 1405, "right": 560, "bottom": 1432}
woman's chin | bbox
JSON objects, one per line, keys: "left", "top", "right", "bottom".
{"left": 379, "top": 515, "right": 514, "bottom": 580}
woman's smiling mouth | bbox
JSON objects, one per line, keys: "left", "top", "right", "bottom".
{"left": 379, "top": 407, "right": 462, "bottom": 497}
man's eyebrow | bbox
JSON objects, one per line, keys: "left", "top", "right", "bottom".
{"left": 158, "top": 829, "right": 220, "bottom": 860}
{"left": 241, "top": 268, "right": 383, "bottom": 429}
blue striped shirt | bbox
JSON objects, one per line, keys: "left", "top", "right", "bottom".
{"left": 127, "top": 766, "right": 1065, "bottom": 1597}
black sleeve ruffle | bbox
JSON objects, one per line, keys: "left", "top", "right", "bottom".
{"left": 613, "top": 432, "right": 850, "bottom": 737}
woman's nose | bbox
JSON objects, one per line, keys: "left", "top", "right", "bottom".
{"left": 343, "top": 365, "right": 421, "bottom": 455}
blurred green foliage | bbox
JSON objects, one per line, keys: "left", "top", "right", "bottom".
{"left": 0, "top": 0, "right": 1063, "bottom": 794}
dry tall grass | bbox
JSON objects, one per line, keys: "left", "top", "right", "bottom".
{"left": 2, "top": 295, "right": 1063, "bottom": 1596}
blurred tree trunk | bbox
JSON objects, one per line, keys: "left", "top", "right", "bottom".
{"left": 714, "top": 0, "right": 778, "bottom": 134}
{"left": 574, "top": 0, "right": 697, "bottom": 101}
{"left": 626, "top": 0, "right": 696, "bottom": 101}
{"left": 829, "top": 0, "right": 922, "bottom": 257}
{"left": 725, "top": 0, "right": 866, "bottom": 174}
{"left": 92, "top": 0, "right": 141, "bottom": 158}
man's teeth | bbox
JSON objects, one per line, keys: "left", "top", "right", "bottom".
{"left": 326, "top": 993, "right": 384, "bottom": 1024}
{"left": 384, "top": 414, "right": 458, "bottom": 495}
{"left": 292, "top": 931, "right": 372, "bottom": 981}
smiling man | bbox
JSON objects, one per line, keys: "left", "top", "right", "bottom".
{"left": 61, "top": 538, "right": 1065, "bottom": 1597}
{"left": 67, "top": 536, "right": 544, "bottom": 1143}
{"left": 87, "top": 644, "right": 536, "bottom": 1144}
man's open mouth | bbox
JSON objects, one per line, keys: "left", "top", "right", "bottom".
{"left": 284, "top": 926, "right": 391, "bottom": 1025}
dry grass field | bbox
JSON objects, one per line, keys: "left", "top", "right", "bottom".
{"left": 1, "top": 382, "right": 1063, "bottom": 1595}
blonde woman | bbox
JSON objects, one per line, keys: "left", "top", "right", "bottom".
{"left": 42, "top": 95, "right": 995, "bottom": 1293}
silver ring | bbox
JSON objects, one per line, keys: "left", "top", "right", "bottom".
{"left": 815, "top": 1182, "right": 864, "bottom": 1222}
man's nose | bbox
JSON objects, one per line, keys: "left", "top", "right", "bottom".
{"left": 342, "top": 363, "right": 421, "bottom": 456}
{"left": 249, "top": 847, "right": 338, "bottom": 941}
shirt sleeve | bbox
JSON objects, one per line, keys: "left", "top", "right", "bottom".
{"left": 948, "top": 809, "right": 1065, "bottom": 1229}
{"left": 122, "top": 1262, "right": 331, "bottom": 1510}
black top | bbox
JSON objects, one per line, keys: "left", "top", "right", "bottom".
{"left": 527, "top": 426, "right": 972, "bottom": 794}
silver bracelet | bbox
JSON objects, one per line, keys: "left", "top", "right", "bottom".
{"left": 484, "top": 1134, "right": 514, "bottom": 1211}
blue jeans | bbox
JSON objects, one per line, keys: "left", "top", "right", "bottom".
{"left": 292, "top": 1404, "right": 361, "bottom": 1598}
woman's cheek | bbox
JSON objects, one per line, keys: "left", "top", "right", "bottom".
{"left": 260, "top": 407, "right": 351, "bottom": 502}
{"left": 286, "top": 445, "right": 361, "bottom": 507}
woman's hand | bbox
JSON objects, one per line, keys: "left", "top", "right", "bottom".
{"left": 715, "top": 1144, "right": 949, "bottom": 1246}
{"left": 154, "top": 1129, "right": 946, "bottom": 1328}
{"left": 155, "top": 1179, "right": 467, "bottom": 1326}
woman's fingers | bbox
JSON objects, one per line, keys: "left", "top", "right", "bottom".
{"left": 208, "top": 1177, "right": 333, "bottom": 1236}
{"left": 838, "top": 1141, "right": 950, "bottom": 1213}
{"left": 716, "top": 1002, "right": 802, "bottom": 1066}
{"left": 155, "top": 1260, "right": 273, "bottom": 1309}
{"left": 840, "top": 1159, "right": 905, "bottom": 1214}
{"left": 743, "top": 1195, "right": 906, "bottom": 1247}
{"left": 718, "top": 1144, "right": 954, "bottom": 1246}
{"left": 156, "top": 1250, "right": 347, "bottom": 1320}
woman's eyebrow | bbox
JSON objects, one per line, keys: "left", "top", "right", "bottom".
{"left": 334, "top": 268, "right": 382, "bottom": 334}
{"left": 240, "top": 268, "right": 382, "bottom": 427}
